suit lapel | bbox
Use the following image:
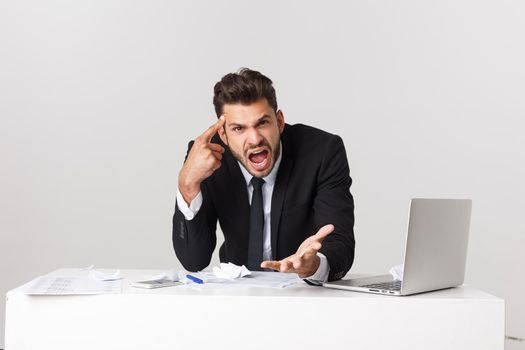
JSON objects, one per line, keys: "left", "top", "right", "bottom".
{"left": 271, "top": 127, "right": 294, "bottom": 260}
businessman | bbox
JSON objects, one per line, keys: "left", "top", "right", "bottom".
{"left": 173, "top": 68, "right": 355, "bottom": 282}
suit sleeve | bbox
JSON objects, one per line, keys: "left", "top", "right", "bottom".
{"left": 172, "top": 141, "right": 218, "bottom": 271}
{"left": 315, "top": 135, "right": 355, "bottom": 281}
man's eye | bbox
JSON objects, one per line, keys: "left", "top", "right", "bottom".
{"left": 233, "top": 127, "right": 242, "bottom": 132}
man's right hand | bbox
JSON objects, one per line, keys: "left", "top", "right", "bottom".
{"left": 178, "top": 116, "right": 226, "bottom": 205}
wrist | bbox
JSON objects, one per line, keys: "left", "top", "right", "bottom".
{"left": 178, "top": 171, "right": 201, "bottom": 205}
{"left": 299, "top": 255, "right": 321, "bottom": 278}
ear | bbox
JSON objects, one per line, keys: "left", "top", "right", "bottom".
{"left": 218, "top": 125, "right": 228, "bottom": 145}
{"left": 276, "top": 110, "right": 285, "bottom": 134}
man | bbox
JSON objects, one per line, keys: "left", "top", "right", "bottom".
{"left": 173, "top": 68, "right": 354, "bottom": 282}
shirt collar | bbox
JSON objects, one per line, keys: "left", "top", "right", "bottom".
{"left": 238, "top": 141, "right": 282, "bottom": 187}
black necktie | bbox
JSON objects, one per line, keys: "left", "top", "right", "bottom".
{"left": 247, "top": 177, "right": 265, "bottom": 271}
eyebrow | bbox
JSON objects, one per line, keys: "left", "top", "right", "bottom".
{"left": 228, "top": 115, "right": 271, "bottom": 128}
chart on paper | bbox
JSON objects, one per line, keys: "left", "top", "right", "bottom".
{"left": 16, "top": 276, "right": 122, "bottom": 295}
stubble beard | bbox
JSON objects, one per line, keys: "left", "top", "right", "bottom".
{"left": 230, "top": 140, "right": 281, "bottom": 178}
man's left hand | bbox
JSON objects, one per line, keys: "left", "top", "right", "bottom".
{"left": 260, "top": 224, "right": 334, "bottom": 278}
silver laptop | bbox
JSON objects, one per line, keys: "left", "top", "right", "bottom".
{"left": 323, "top": 198, "right": 472, "bottom": 296}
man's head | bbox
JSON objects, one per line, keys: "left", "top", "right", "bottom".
{"left": 214, "top": 68, "right": 285, "bottom": 178}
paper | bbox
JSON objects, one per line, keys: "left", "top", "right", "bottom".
{"left": 212, "top": 263, "right": 251, "bottom": 280}
{"left": 88, "top": 269, "right": 122, "bottom": 281}
{"left": 181, "top": 270, "right": 301, "bottom": 288}
{"left": 77, "top": 265, "right": 122, "bottom": 280}
{"left": 178, "top": 271, "right": 223, "bottom": 284}
{"left": 389, "top": 263, "right": 404, "bottom": 281}
{"left": 180, "top": 263, "right": 300, "bottom": 288}
{"left": 18, "top": 276, "right": 122, "bottom": 295}
{"left": 234, "top": 271, "right": 302, "bottom": 288}
{"left": 178, "top": 263, "right": 251, "bottom": 285}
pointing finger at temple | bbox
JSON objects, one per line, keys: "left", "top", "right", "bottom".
{"left": 202, "top": 115, "right": 226, "bottom": 142}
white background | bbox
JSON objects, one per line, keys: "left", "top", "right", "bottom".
{"left": 1, "top": 1, "right": 523, "bottom": 348}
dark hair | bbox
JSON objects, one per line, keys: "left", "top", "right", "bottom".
{"left": 213, "top": 68, "right": 278, "bottom": 117}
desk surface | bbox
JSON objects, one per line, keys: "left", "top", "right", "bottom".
{"left": 8, "top": 268, "right": 501, "bottom": 300}
{"left": 5, "top": 268, "right": 505, "bottom": 350}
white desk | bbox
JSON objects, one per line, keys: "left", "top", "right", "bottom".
{"left": 5, "top": 269, "right": 504, "bottom": 350}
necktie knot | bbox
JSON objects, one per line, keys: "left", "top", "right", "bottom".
{"left": 251, "top": 177, "right": 265, "bottom": 190}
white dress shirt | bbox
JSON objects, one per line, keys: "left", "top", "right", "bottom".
{"left": 176, "top": 145, "right": 330, "bottom": 282}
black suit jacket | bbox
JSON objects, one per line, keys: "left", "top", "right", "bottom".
{"left": 172, "top": 123, "right": 355, "bottom": 281}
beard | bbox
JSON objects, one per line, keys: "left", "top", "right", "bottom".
{"left": 229, "top": 139, "right": 281, "bottom": 178}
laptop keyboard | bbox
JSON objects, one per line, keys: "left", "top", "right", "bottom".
{"left": 361, "top": 280, "right": 402, "bottom": 291}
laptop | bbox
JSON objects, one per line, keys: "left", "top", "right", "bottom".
{"left": 323, "top": 198, "right": 472, "bottom": 296}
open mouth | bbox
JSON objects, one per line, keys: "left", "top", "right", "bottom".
{"left": 248, "top": 149, "right": 270, "bottom": 171}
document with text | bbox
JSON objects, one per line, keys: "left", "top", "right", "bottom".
{"left": 15, "top": 276, "right": 122, "bottom": 295}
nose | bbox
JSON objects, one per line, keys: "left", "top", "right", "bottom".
{"left": 246, "top": 127, "right": 264, "bottom": 147}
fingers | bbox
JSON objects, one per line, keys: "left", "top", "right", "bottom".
{"left": 201, "top": 115, "right": 226, "bottom": 142}
{"left": 299, "top": 243, "right": 321, "bottom": 259}
{"left": 211, "top": 150, "right": 223, "bottom": 161}
{"left": 261, "top": 260, "right": 280, "bottom": 271}
{"left": 262, "top": 249, "right": 319, "bottom": 277}
{"left": 313, "top": 224, "right": 335, "bottom": 242}
{"left": 280, "top": 259, "right": 294, "bottom": 272}
{"left": 261, "top": 259, "right": 294, "bottom": 273}
{"left": 261, "top": 227, "right": 333, "bottom": 275}
{"left": 275, "top": 259, "right": 293, "bottom": 273}
{"left": 208, "top": 143, "right": 225, "bottom": 154}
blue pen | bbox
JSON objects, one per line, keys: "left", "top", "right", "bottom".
{"left": 186, "top": 274, "right": 204, "bottom": 284}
